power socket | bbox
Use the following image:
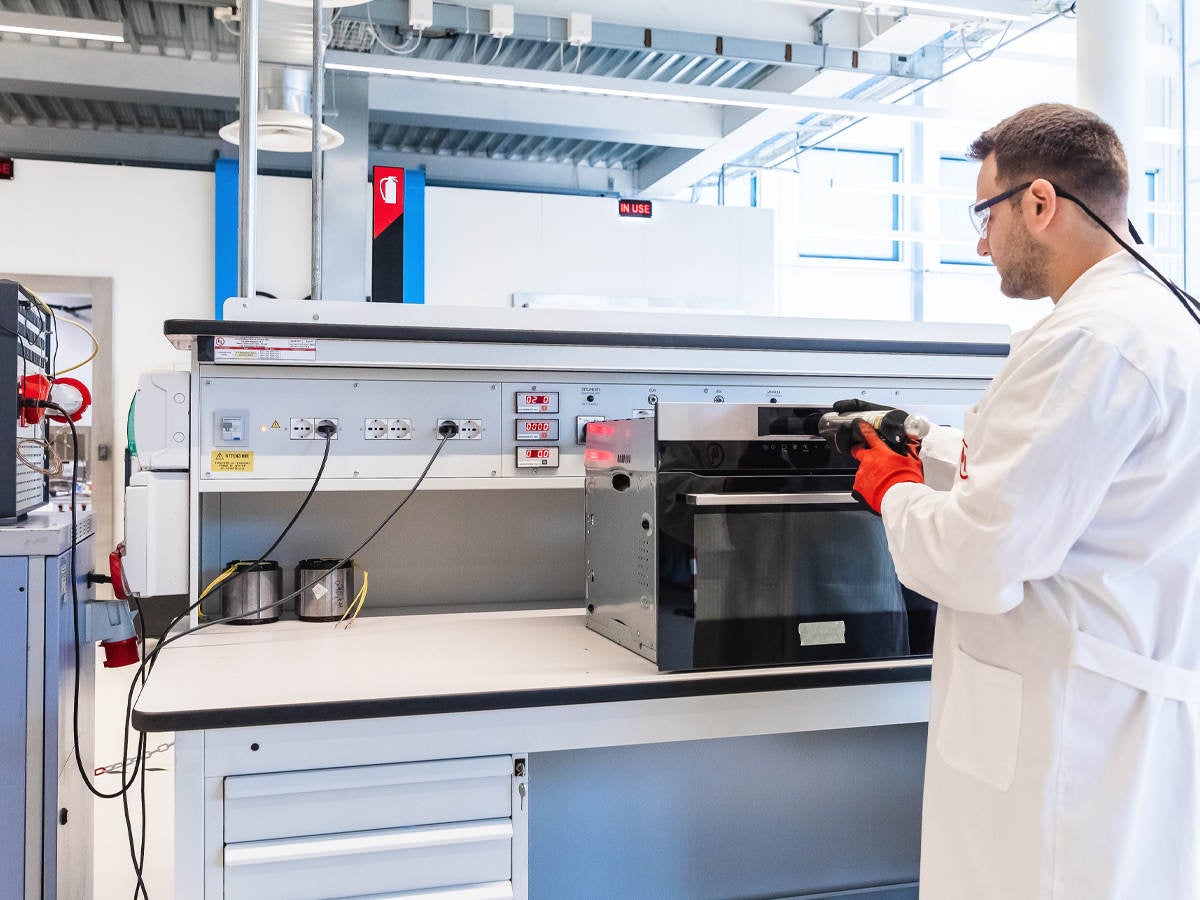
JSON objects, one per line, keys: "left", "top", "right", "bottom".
{"left": 364, "top": 418, "right": 388, "bottom": 440}
{"left": 437, "top": 418, "right": 483, "bottom": 440}
{"left": 290, "top": 418, "right": 315, "bottom": 440}
{"left": 387, "top": 418, "right": 413, "bottom": 440}
{"left": 315, "top": 418, "right": 340, "bottom": 440}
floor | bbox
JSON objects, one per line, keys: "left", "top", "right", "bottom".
{"left": 93, "top": 649, "right": 175, "bottom": 898}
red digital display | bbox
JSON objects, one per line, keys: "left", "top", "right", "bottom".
{"left": 524, "top": 395, "right": 550, "bottom": 405}
{"left": 524, "top": 421, "right": 550, "bottom": 432}
{"left": 0, "top": 158, "right": 12, "bottom": 181}
{"left": 516, "top": 446, "right": 560, "bottom": 468}
{"left": 618, "top": 199, "right": 653, "bottom": 218}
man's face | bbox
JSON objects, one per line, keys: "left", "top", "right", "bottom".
{"left": 976, "top": 155, "right": 1051, "bottom": 300}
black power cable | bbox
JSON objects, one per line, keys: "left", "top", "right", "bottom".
{"left": 38, "top": 406, "right": 334, "bottom": 897}
{"left": 121, "top": 430, "right": 336, "bottom": 897}
{"left": 154, "top": 426, "right": 454, "bottom": 642}
{"left": 1050, "top": 185, "right": 1200, "bottom": 328}
{"left": 121, "top": 426, "right": 454, "bottom": 897}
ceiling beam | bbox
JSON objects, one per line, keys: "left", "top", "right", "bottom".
{"left": 374, "top": 148, "right": 636, "bottom": 195}
{"left": 634, "top": 64, "right": 891, "bottom": 198}
{"left": 0, "top": 122, "right": 228, "bottom": 168}
{"left": 325, "top": 51, "right": 949, "bottom": 123}
{"left": 1, "top": 122, "right": 637, "bottom": 194}
{"left": 368, "top": 76, "right": 722, "bottom": 150}
{"left": 0, "top": 41, "right": 237, "bottom": 109}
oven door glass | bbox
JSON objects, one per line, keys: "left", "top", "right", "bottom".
{"left": 656, "top": 474, "right": 933, "bottom": 671}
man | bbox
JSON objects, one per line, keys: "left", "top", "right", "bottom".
{"left": 850, "top": 103, "right": 1200, "bottom": 898}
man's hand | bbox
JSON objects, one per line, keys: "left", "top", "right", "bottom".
{"left": 850, "top": 421, "right": 924, "bottom": 514}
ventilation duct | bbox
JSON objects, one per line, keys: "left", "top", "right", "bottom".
{"left": 219, "top": 66, "right": 344, "bottom": 153}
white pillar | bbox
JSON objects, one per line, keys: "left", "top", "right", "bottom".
{"left": 1076, "top": 0, "right": 1146, "bottom": 232}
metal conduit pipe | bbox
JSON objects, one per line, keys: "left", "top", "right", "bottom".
{"left": 238, "top": 0, "right": 259, "bottom": 299}
{"left": 311, "top": 0, "right": 325, "bottom": 301}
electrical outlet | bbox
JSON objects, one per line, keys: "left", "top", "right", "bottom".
{"left": 315, "top": 418, "right": 340, "bottom": 440}
{"left": 364, "top": 418, "right": 388, "bottom": 440}
{"left": 387, "top": 418, "right": 413, "bottom": 440}
{"left": 437, "top": 418, "right": 484, "bottom": 440}
{"left": 290, "top": 418, "right": 315, "bottom": 440}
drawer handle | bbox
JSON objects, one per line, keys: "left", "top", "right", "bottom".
{"left": 684, "top": 491, "right": 855, "bottom": 507}
{"left": 224, "top": 820, "right": 513, "bottom": 867}
{"left": 225, "top": 756, "right": 513, "bottom": 800}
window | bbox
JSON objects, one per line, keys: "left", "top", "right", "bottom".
{"left": 939, "top": 157, "right": 987, "bottom": 266}
{"left": 794, "top": 148, "right": 901, "bottom": 261}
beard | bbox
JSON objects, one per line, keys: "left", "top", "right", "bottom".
{"left": 995, "top": 219, "right": 1052, "bottom": 300}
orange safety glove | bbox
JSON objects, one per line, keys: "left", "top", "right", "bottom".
{"left": 850, "top": 421, "right": 924, "bottom": 515}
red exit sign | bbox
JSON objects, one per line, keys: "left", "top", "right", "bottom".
{"left": 618, "top": 199, "right": 652, "bottom": 219}
{"left": 0, "top": 158, "right": 12, "bottom": 181}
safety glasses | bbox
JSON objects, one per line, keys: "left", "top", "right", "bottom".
{"left": 968, "top": 180, "right": 1033, "bottom": 237}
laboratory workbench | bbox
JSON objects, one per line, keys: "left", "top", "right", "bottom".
{"left": 134, "top": 609, "right": 931, "bottom": 900}
{"left": 133, "top": 608, "right": 930, "bottom": 733}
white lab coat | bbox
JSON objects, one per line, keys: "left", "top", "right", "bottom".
{"left": 881, "top": 250, "right": 1200, "bottom": 899}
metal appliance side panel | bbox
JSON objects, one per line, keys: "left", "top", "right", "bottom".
{"left": 0, "top": 555, "right": 29, "bottom": 898}
{"left": 47, "top": 537, "right": 94, "bottom": 900}
{"left": 585, "top": 419, "right": 657, "bottom": 662}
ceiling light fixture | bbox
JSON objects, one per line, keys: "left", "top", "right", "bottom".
{"left": 219, "top": 109, "right": 345, "bottom": 153}
{"left": 219, "top": 68, "right": 344, "bottom": 153}
{"left": 0, "top": 11, "right": 124, "bottom": 42}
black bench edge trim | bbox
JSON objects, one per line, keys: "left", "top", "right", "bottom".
{"left": 165, "top": 319, "right": 1011, "bottom": 360}
{"left": 132, "top": 661, "right": 931, "bottom": 733}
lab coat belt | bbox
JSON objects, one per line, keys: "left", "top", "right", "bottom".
{"left": 1071, "top": 629, "right": 1200, "bottom": 702}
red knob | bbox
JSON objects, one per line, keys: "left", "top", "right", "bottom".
{"left": 101, "top": 637, "right": 139, "bottom": 669}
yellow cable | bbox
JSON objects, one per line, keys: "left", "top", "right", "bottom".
{"left": 22, "top": 286, "right": 55, "bottom": 321}
{"left": 338, "top": 567, "right": 369, "bottom": 628}
{"left": 198, "top": 564, "right": 239, "bottom": 602}
{"left": 53, "top": 315, "right": 99, "bottom": 376}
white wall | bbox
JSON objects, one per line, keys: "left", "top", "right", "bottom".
{"left": 0, "top": 159, "right": 313, "bottom": 537}
{"left": 424, "top": 187, "right": 776, "bottom": 313}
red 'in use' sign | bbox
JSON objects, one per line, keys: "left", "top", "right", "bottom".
{"left": 618, "top": 199, "right": 652, "bottom": 218}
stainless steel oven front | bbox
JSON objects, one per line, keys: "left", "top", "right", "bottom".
{"left": 584, "top": 402, "right": 935, "bottom": 672}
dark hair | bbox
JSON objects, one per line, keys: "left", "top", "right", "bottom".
{"left": 969, "top": 103, "right": 1129, "bottom": 225}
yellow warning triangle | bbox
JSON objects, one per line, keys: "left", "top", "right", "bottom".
{"left": 270, "top": 420, "right": 281, "bottom": 429}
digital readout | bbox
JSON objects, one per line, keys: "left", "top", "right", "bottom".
{"left": 515, "top": 392, "right": 559, "bottom": 413}
{"left": 516, "top": 447, "right": 560, "bottom": 468}
{"left": 515, "top": 418, "right": 560, "bottom": 441}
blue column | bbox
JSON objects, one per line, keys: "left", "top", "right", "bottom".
{"left": 402, "top": 168, "right": 426, "bottom": 304}
{"left": 214, "top": 158, "right": 239, "bottom": 318}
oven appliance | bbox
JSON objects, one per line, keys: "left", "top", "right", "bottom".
{"left": 584, "top": 402, "right": 935, "bottom": 672}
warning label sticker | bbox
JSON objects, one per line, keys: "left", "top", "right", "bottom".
{"left": 210, "top": 451, "right": 254, "bottom": 473}
{"left": 213, "top": 336, "right": 317, "bottom": 361}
